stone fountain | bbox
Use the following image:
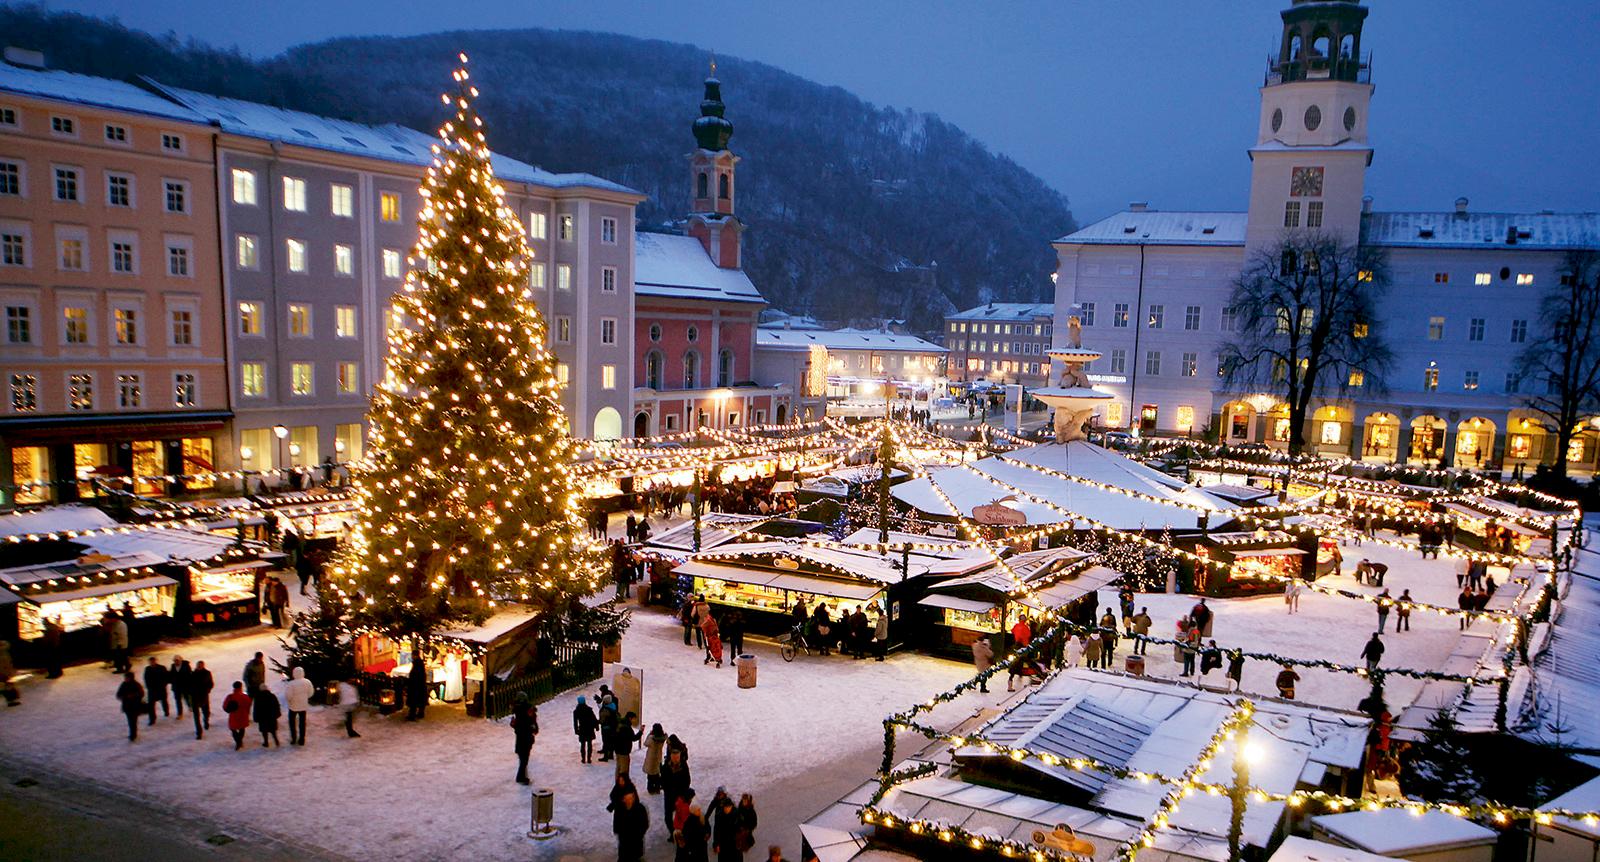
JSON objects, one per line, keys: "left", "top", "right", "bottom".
{"left": 1031, "top": 315, "right": 1113, "bottom": 442}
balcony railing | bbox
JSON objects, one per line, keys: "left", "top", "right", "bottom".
{"left": 1264, "top": 50, "right": 1372, "bottom": 85}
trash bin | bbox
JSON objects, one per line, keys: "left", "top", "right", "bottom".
{"left": 1125, "top": 655, "right": 1145, "bottom": 676}
{"left": 529, "top": 788, "right": 556, "bottom": 839}
{"left": 736, "top": 654, "right": 757, "bottom": 688}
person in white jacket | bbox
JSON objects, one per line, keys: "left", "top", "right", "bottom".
{"left": 283, "top": 667, "right": 315, "bottom": 746}
{"left": 336, "top": 679, "right": 361, "bottom": 738}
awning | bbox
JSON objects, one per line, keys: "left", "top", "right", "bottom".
{"left": 919, "top": 593, "right": 998, "bottom": 614}
{"left": 1227, "top": 548, "right": 1307, "bottom": 559}
{"left": 0, "top": 587, "right": 20, "bottom": 606}
{"left": 676, "top": 560, "right": 783, "bottom": 588}
{"left": 22, "top": 574, "right": 178, "bottom": 604}
{"left": 766, "top": 573, "right": 882, "bottom": 601}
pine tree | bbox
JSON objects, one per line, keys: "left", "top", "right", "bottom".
{"left": 330, "top": 56, "right": 597, "bottom": 641}
{"left": 1401, "top": 708, "right": 1483, "bottom": 804}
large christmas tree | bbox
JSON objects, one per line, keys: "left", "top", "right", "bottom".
{"left": 330, "top": 56, "right": 598, "bottom": 640}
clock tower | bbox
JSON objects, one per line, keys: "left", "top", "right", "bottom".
{"left": 1244, "top": 0, "right": 1373, "bottom": 252}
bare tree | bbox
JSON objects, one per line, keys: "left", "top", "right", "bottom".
{"left": 1515, "top": 250, "right": 1600, "bottom": 479}
{"left": 1218, "top": 233, "right": 1393, "bottom": 460}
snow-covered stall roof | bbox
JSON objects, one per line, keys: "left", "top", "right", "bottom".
{"left": 838, "top": 529, "right": 994, "bottom": 575}
{"left": 1541, "top": 775, "right": 1600, "bottom": 839}
{"left": 438, "top": 608, "right": 541, "bottom": 646}
{"left": 634, "top": 232, "right": 765, "bottom": 304}
{"left": 757, "top": 328, "right": 947, "bottom": 355}
{"left": 73, "top": 528, "right": 240, "bottom": 564}
{"left": 1311, "top": 810, "right": 1496, "bottom": 855}
{"left": 0, "top": 551, "right": 166, "bottom": 589}
{"left": 0, "top": 505, "right": 116, "bottom": 537}
{"left": 647, "top": 513, "right": 768, "bottom": 554}
{"left": 684, "top": 538, "right": 989, "bottom": 584}
{"left": 892, "top": 441, "right": 1237, "bottom": 531}
{"left": 1524, "top": 558, "right": 1600, "bottom": 751}
{"left": 1269, "top": 835, "right": 1401, "bottom": 862}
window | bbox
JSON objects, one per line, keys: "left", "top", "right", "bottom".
{"left": 382, "top": 248, "right": 402, "bottom": 279}
{"left": 173, "top": 373, "right": 196, "bottom": 407}
{"left": 10, "top": 373, "right": 37, "bottom": 412}
{"left": 1433, "top": 272, "right": 1450, "bottom": 284}
{"left": 683, "top": 351, "right": 700, "bottom": 388}
{"left": 166, "top": 242, "right": 190, "bottom": 277}
{"left": 106, "top": 173, "right": 132, "bottom": 207}
{"left": 170, "top": 309, "right": 194, "bottom": 346}
{"left": 601, "top": 217, "right": 617, "bottom": 243}
{"left": 556, "top": 362, "right": 570, "bottom": 384}
{"left": 718, "top": 349, "right": 734, "bottom": 387}
{"left": 285, "top": 239, "right": 307, "bottom": 273}
{"left": 116, "top": 373, "right": 141, "bottom": 409}
{"left": 336, "top": 306, "right": 356, "bottom": 338}
{"left": 58, "top": 236, "right": 84, "bottom": 271}
{"left": 330, "top": 184, "right": 353, "bottom": 217}
{"left": 114, "top": 307, "right": 138, "bottom": 344}
{"left": 231, "top": 168, "right": 257, "bottom": 205}
{"left": 0, "top": 231, "right": 24, "bottom": 267}
{"left": 1424, "top": 367, "right": 1439, "bottom": 391}
{"left": 527, "top": 212, "right": 547, "bottom": 240}
{"left": 1306, "top": 200, "right": 1323, "bottom": 228}
{"left": 5, "top": 306, "right": 31, "bottom": 343}
{"left": 240, "top": 362, "right": 265, "bottom": 396}
{"left": 163, "top": 180, "right": 188, "bottom": 213}
{"left": 288, "top": 303, "right": 312, "bottom": 337}
{"left": 238, "top": 301, "right": 263, "bottom": 336}
{"left": 1464, "top": 370, "right": 1480, "bottom": 390}
{"left": 558, "top": 214, "right": 574, "bottom": 241}
{"left": 557, "top": 264, "right": 572, "bottom": 290}
{"left": 1352, "top": 322, "right": 1369, "bottom": 339}
{"left": 1284, "top": 201, "right": 1301, "bottom": 228}
{"left": 555, "top": 316, "right": 571, "bottom": 343}
{"left": 0, "top": 107, "right": 16, "bottom": 126}
{"left": 697, "top": 173, "right": 709, "bottom": 199}
{"left": 644, "top": 351, "right": 663, "bottom": 389}
{"left": 1105, "top": 402, "right": 1125, "bottom": 427}
{"left": 1474, "top": 272, "right": 1491, "bottom": 285}
{"left": 1516, "top": 273, "right": 1534, "bottom": 286}
{"left": 51, "top": 115, "right": 75, "bottom": 136}
{"left": 334, "top": 244, "right": 354, "bottom": 275}
{"left": 529, "top": 262, "right": 546, "bottom": 289}
{"left": 291, "top": 363, "right": 313, "bottom": 396}
{"left": 282, "top": 176, "right": 307, "bottom": 212}
{"left": 1181, "top": 352, "right": 1197, "bottom": 377}
{"left": 1510, "top": 319, "right": 1527, "bottom": 343}
{"left": 54, "top": 167, "right": 79, "bottom": 201}
{"left": 1145, "top": 351, "right": 1161, "bottom": 375}
{"left": 1505, "top": 372, "right": 1520, "bottom": 393}
{"left": 161, "top": 133, "right": 183, "bottom": 152}
{"left": 1109, "top": 349, "right": 1126, "bottom": 374}
{"left": 1348, "top": 370, "right": 1365, "bottom": 387}
{"left": 601, "top": 364, "right": 617, "bottom": 390}
{"left": 110, "top": 239, "right": 135, "bottom": 273}
{"left": 600, "top": 318, "right": 616, "bottom": 345}
{"left": 1113, "top": 303, "right": 1129, "bottom": 328}
{"left": 601, "top": 267, "right": 617, "bottom": 293}
{"left": 337, "top": 362, "right": 359, "bottom": 394}
{"left": 379, "top": 192, "right": 400, "bottom": 221}
{"left": 63, "top": 307, "right": 89, "bottom": 344}
{"left": 687, "top": 325, "right": 699, "bottom": 343}
{"left": 1147, "top": 304, "right": 1164, "bottom": 329}
{"left": 1427, "top": 317, "right": 1444, "bottom": 340}
{"left": 1183, "top": 305, "right": 1201, "bottom": 331}
{"left": 0, "top": 161, "right": 20, "bottom": 196}
{"left": 1468, "top": 318, "right": 1484, "bottom": 341}
{"left": 67, "top": 373, "right": 93, "bottom": 410}
{"left": 719, "top": 174, "right": 731, "bottom": 200}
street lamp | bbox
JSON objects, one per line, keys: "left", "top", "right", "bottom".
{"left": 272, "top": 424, "right": 289, "bottom": 486}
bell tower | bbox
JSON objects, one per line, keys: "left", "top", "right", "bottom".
{"left": 1244, "top": 0, "right": 1374, "bottom": 251}
{"left": 687, "top": 59, "right": 743, "bottom": 269}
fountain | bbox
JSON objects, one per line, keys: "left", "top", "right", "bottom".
{"left": 1031, "top": 315, "right": 1113, "bottom": 442}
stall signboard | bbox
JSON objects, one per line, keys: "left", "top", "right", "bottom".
{"left": 612, "top": 666, "right": 643, "bottom": 728}
{"left": 972, "top": 502, "right": 1026, "bottom": 526}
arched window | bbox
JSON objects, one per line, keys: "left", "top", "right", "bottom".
{"left": 1311, "top": 30, "right": 1331, "bottom": 57}
{"left": 592, "top": 406, "right": 622, "bottom": 441}
{"left": 633, "top": 412, "right": 650, "bottom": 438}
{"left": 645, "top": 350, "right": 663, "bottom": 390}
{"left": 717, "top": 348, "right": 734, "bottom": 387}
{"left": 1289, "top": 34, "right": 1303, "bottom": 60}
{"left": 718, "top": 173, "right": 730, "bottom": 200}
{"left": 683, "top": 351, "right": 700, "bottom": 389}
{"left": 1339, "top": 33, "right": 1355, "bottom": 59}
{"left": 697, "top": 172, "right": 709, "bottom": 199}
{"left": 776, "top": 404, "right": 788, "bottom": 424}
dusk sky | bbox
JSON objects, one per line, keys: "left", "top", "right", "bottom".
{"left": 49, "top": 0, "right": 1600, "bottom": 223}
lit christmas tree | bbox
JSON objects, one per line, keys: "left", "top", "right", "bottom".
{"left": 330, "top": 56, "right": 598, "bottom": 642}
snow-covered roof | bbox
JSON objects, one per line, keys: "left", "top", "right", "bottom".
{"left": 438, "top": 608, "right": 540, "bottom": 645}
{"left": 1312, "top": 810, "right": 1496, "bottom": 855}
{"left": 892, "top": 441, "right": 1237, "bottom": 531}
{"left": 1270, "top": 835, "right": 1400, "bottom": 862}
{"left": 0, "top": 505, "right": 116, "bottom": 538}
{"left": 647, "top": 513, "right": 767, "bottom": 554}
{"left": 74, "top": 527, "right": 240, "bottom": 564}
{"left": 633, "top": 232, "right": 765, "bottom": 305}
{"left": 0, "top": 62, "right": 205, "bottom": 123}
{"left": 1542, "top": 775, "right": 1600, "bottom": 839}
{"left": 685, "top": 537, "right": 991, "bottom": 584}
{"left": 1363, "top": 211, "right": 1600, "bottom": 251}
{"left": 1056, "top": 211, "right": 1248, "bottom": 247}
{"left": 145, "top": 82, "right": 636, "bottom": 195}
{"left": 0, "top": 550, "right": 167, "bottom": 589}
{"left": 1524, "top": 562, "right": 1600, "bottom": 751}
{"left": 757, "top": 328, "right": 947, "bottom": 354}
{"left": 947, "top": 303, "right": 1054, "bottom": 322}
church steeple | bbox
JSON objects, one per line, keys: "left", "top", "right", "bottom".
{"left": 687, "top": 60, "right": 743, "bottom": 269}
{"left": 693, "top": 61, "right": 734, "bottom": 151}
{"left": 1267, "top": 0, "right": 1369, "bottom": 86}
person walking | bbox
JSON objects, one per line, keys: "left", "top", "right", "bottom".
{"left": 615, "top": 711, "right": 642, "bottom": 776}
{"left": 284, "top": 666, "right": 314, "bottom": 745}
{"left": 116, "top": 672, "right": 145, "bottom": 741}
{"left": 613, "top": 786, "right": 650, "bottom": 862}
{"left": 1458, "top": 586, "right": 1474, "bottom": 630}
{"left": 1179, "top": 627, "right": 1198, "bottom": 677}
{"left": 1285, "top": 578, "right": 1303, "bottom": 613}
{"left": 169, "top": 656, "right": 191, "bottom": 719}
{"left": 971, "top": 636, "right": 995, "bottom": 692}
{"left": 222, "top": 681, "right": 252, "bottom": 750}
{"left": 1117, "top": 585, "right": 1135, "bottom": 620}
{"left": 677, "top": 804, "right": 709, "bottom": 862}
{"left": 1375, "top": 589, "right": 1392, "bottom": 634}
{"left": 109, "top": 614, "right": 130, "bottom": 674}
{"left": 0, "top": 640, "right": 18, "bottom": 707}
{"left": 243, "top": 652, "right": 267, "bottom": 701}
{"left": 680, "top": 599, "right": 697, "bottom": 647}
{"left": 263, "top": 578, "right": 284, "bottom": 628}
{"left": 253, "top": 686, "right": 282, "bottom": 747}
{"left": 188, "top": 660, "right": 214, "bottom": 739}
{"left": 702, "top": 613, "right": 724, "bottom": 669}
{"left": 1360, "top": 633, "right": 1385, "bottom": 673}
{"left": 1190, "top": 598, "right": 1213, "bottom": 638}
{"left": 736, "top": 794, "right": 759, "bottom": 858}
{"left": 1225, "top": 650, "right": 1246, "bottom": 692}
{"left": 573, "top": 695, "right": 599, "bottom": 764}
{"left": 1130, "top": 608, "right": 1152, "bottom": 655}
{"left": 1099, "top": 615, "right": 1118, "bottom": 669}
{"left": 511, "top": 692, "right": 539, "bottom": 784}
{"left": 1395, "top": 589, "right": 1412, "bottom": 632}
{"left": 643, "top": 723, "right": 668, "bottom": 794}
{"left": 1083, "top": 632, "right": 1103, "bottom": 670}
{"left": 337, "top": 678, "right": 361, "bottom": 738}
{"left": 725, "top": 610, "right": 745, "bottom": 663}
{"left": 1275, "top": 664, "right": 1300, "bottom": 699}
{"left": 661, "top": 749, "right": 692, "bottom": 838}
{"left": 712, "top": 792, "right": 742, "bottom": 862}
{"left": 143, "top": 656, "right": 170, "bottom": 725}
{"left": 873, "top": 610, "right": 889, "bottom": 661}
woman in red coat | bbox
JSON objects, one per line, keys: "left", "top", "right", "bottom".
{"left": 221, "top": 681, "right": 253, "bottom": 750}
{"left": 701, "top": 614, "right": 724, "bottom": 669}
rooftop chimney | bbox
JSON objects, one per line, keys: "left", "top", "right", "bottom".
{"left": 3, "top": 47, "right": 46, "bottom": 70}
{"left": 1455, "top": 197, "right": 1469, "bottom": 215}
{"left": 1128, "top": 202, "right": 1149, "bottom": 213}
{"left": 1361, "top": 195, "right": 1373, "bottom": 214}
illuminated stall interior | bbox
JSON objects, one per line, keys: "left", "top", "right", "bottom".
{"left": 1195, "top": 530, "right": 1308, "bottom": 596}
{"left": 0, "top": 551, "right": 177, "bottom": 642}
{"left": 354, "top": 607, "right": 544, "bottom": 719}
{"left": 918, "top": 546, "right": 1119, "bottom": 657}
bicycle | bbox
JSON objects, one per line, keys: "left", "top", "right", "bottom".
{"left": 780, "top": 625, "right": 813, "bottom": 662}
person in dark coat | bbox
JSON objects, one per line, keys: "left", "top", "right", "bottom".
{"left": 659, "top": 748, "right": 692, "bottom": 833}
{"left": 511, "top": 693, "right": 538, "bottom": 784}
{"left": 736, "top": 794, "right": 758, "bottom": 857}
{"left": 143, "top": 656, "right": 170, "bottom": 724}
{"left": 723, "top": 610, "right": 745, "bottom": 662}
{"left": 597, "top": 696, "right": 620, "bottom": 761}
{"left": 252, "top": 687, "right": 282, "bottom": 747}
{"left": 613, "top": 786, "right": 650, "bottom": 862}
{"left": 188, "top": 660, "right": 214, "bottom": 739}
{"left": 42, "top": 618, "right": 64, "bottom": 679}
{"left": 243, "top": 652, "right": 267, "bottom": 700}
{"left": 1360, "top": 633, "right": 1385, "bottom": 672}
{"left": 573, "top": 695, "right": 599, "bottom": 763}
{"left": 406, "top": 656, "right": 427, "bottom": 720}
{"left": 115, "top": 672, "right": 145, "bottom": 741}
{"left": 711, "top": 794, "right": 743, "bottom": 862}
{"left": 677, "top": 805, "right": 709, "bottom": 862}
{"left": 169, "top": 656, "right": 192, "bottom": 719}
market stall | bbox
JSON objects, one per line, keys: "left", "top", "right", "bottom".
{"left": 918, "top": 547, "right": 1116, "bottom": 657}
{"left": 0, "top": 551, "right": 178, "bottom": 647}
{"left": 1195, "top": 530, "right": 1308, "bottom": 596}
{"left": 353, "top": 608, "right": 551, "bottom": 719}
{"left": 185, "top": 559, "right": 271, "bottom": 630}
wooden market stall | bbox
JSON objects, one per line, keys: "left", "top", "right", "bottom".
{"left": 918, "top": 547, "right": 1119, "bottom": 659}
{"left": 0, "top": 551, "right": 178, "bottom": 652}
{"left": 1194, "top": 530, "right": 1309, "bottom": 596}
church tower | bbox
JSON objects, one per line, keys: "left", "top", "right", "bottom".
{"left": 1244, "top": 0, "right": 1374, "bottom": 251}
{"left": 687, "top": 63, "right": 743, "bottom": 269}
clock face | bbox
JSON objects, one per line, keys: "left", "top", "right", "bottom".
{"left": 1271, "top": 108, "right": 1283, "bottom": 133}
{"left": 1290, "top": 166, "right": 1325, "bottom": 197}
{"left": 1304, "top": 104, "right": 1322, "bottom": 131}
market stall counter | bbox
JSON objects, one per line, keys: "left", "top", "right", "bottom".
{"left": 185, "top": 559, "right": 273, "bottom": 630}
{"left": 0, "top": 551, "right": 178, "bottom": 657}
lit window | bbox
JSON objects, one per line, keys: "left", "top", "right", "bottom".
{"left": 602, "top": 267, "right": 617, "bottom": 293}
{"left": 63, "top": 307, "right": 89, "bottom": 344}
{"left": 291, "top": 362, "right": 313, "bottom": 395}
{"left": 1424, "top": 367, "right": 1439, "bottom": 391}
{"left": 601, "top": 217, "right": 617, "bottom": 244}
{"left": 231, "top": 168, "right": 257, "bottom": 205}
{"left": 1147, "top": 305, "right": 1164, "bottom": 329}
{"left": 164, "top": 180, "right": 187, "bottom": 213}
{"left": 558, "top": 214, "right": 573, "bottom": 241}
{"left": 10, "top": 373, "right": 37, "bottom": 412}
{"left": 5, "top": 306, "right": 31, "bottom": 343}
{"left": 1464, "top": 370, "right": 1479, "bottom": 390}
{"left": 106, "top": 173, "right": 132, "bottom": 207}
{"left": 238, "top": 302, "right": 263, "bottom": 336}
{"left": 528, "top": 262, "right": 546, "bottom": 289}
{"left": 330, "top": 184, "right": 353, "bottom": 217}
{"left": 1348, "top": 370, "right": 1365, "bottom": 387}
{"left": 1427, "top": 316, "right": 1444, "bottom": 340}
{"left": 1352, "top": 322, "right": 1369, "bottom": 338}
{"left": 382, "top": 248, "right": 402, "bottom": 279}
{"left": 601, "top": 364, "right": 616, "bottom": 390}
{"left": 528, "top": 212, "right": 547, "bottom": 240}
{"left": 1357, "top": 269, "right": 1374, "bottom": 282}
{"left": 557, "top": 264, "right": 572, "bottom": 290}
{"left": 173, "top": 373, "right": 196, "bottom": 407}
{"left": 113, "top": 307, "right": 138, "bottom": 344}
{"left": 337, "top": 361, "right": 359, "bottom": 394}
{"left": 1433, "top": 272, "right": 1450, "bottom": 284}
{"left": 288, "top": 303, "right": 312, "bottom": 337}
{"left": 1113, "top": 303, "right": 1129, "bottom": 328}
{"left": 54, "top": 167, "right": 79, "bottom": 202}
{"left": 116, "top": 373, "right": 141, "bottom": 408}
{"left": 335, "top": 244, "right": 354, "bottom": 275}
{"left": 170, "top": 309, "right": 194, "bottom": 346}
{"left": 240, "top": 362, "right": 265, "bottom": 396}
{"left": 286, "top": 239, "right": 307, "bottom": 273}
{"left": 282, "top": 176, "right": 307, "bottom": 212}
{"left": 1474, "top": 272, "right": 1491, "bottom": 285}
{"left": 556, "top": 362, "right": 570, "bottom": 384}
{"left": 601, "top": 318, "right": 616, "bottom": 345}
{"left": 379, "top": 192, "right": 400, "bottom": 221}
{"left": 1105, "top": 402, "right": 1125, "bottom": 427}
{"left": 335, "top": 306, "right": 356, "bottom": 338}
{"left": 58, "top": 237, "right": 84, "bottom": 271}
{"left": 1516, "top": 273, "right": 1535, "bottom": 286}
{"left": 67, "top": 373, "right": 93, "bottom": 410}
